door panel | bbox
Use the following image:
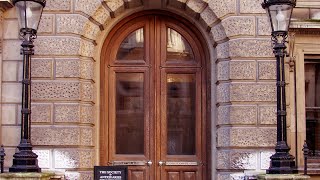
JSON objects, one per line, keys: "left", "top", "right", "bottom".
{"left": 101, "top": 14, "right": 206, "bottom": 180}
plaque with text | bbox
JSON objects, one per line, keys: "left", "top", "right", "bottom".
{"left": 94, "top": 166, "right": 128, "bottom": 180}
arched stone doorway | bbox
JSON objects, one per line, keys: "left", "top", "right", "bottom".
{"left": 100, "top": 11, "right": 211, "bottom": 180}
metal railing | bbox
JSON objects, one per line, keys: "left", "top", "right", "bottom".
{"left": 303, "top": 140, "right": 309, "bottom": 175}
{"left": 0, "top": 145, "right": 5, "bottom": 173}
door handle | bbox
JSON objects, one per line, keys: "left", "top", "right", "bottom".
{"left": 158, "top": 161, "right": 165, "bottom": 166}
{"left": 147, "top": 160, "right": 152, "bottom": 166}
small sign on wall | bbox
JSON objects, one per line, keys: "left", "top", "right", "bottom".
{"left": 94, "top": 166, "right": 128, "bottom": 180}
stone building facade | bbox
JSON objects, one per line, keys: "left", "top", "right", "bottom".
{"left": 0, "top": 0, "right": 319, "bottom": 179}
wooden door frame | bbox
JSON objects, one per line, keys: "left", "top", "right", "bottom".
{"left": 100, "top": 10, "right": 212, "bottom": 179}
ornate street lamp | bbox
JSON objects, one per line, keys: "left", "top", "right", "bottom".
{"left": 262, "top": 0, "right": 297, "bottom": 174}
{"left": 9, "top": 0, "right": 46, "bottom": 173}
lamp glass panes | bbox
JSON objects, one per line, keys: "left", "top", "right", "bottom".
{"left": 15, "top": 1, "right": 44, "bottom": 30}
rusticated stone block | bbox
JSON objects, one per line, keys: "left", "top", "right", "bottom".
{"left": 2, "top": 126, "right": 20, "bottom": 146}
{"left": 292, "top": 8, "right": 310, "bottom": 20}
{"left": 81, "top": 82, "right": 94, "bottom": 102}
{"left": 4, "top": 147, "right": 15, "bottom": 168}
{"left": 34, "top": 37, "right": 81, "bottom": 56}
{"left": 2, "top": 61, "right": 18, "bottom": 81}
{"left": 80, "top": 60, "right": 94, "bottom": 80}
{"left": 216, "top": 41, "right": 230, "bottom": 59}
{"left": 217, "top": 173, "right": 245, "bottom": 180}
{"left": 56, "top": 58, "right": 80, "bottom": 78}
{"left": 31, "top": 103, "right": 52, "bottom": 123}
{"left": 31, "top": 127, "right": 80, "bottom": 145}
{"left": 200, "top": 6, "right": 218, "bottom": 26}
{"left": 2, "top": 104, "right": 16, "bottom": 125}
{"left": 217, "top": 127, "right": 276, "bottom": 147}
{"left": 257, "top": 16, "right": 271, "bottom": 36}
{"left": 32, "top": 81, "right": 80, "bottom": 101}
{"left": 91, "top": 5, "right": 111, "bottom": 25}
{"left": 83, "top": 21, "right": 101, "bottom": 40}
{"left": 208, "top": 0, "right": 236, "bottom": 18}
{"left": 104, "top": 0, "right": 124, "bottom": 12}
{"left": 31, "top": 58, "right": 53, "bottom": 78}
{"left": 217, "top": 150, "right": 258, "bottom": 170}
{"left": 54, "top": 149, "right": 94, "bottom": 168}
{"left": 56, "top": 14, "right": 87, "bottom": 35}
{"left": 54, "top": 104, "right": 80, "bottom": 123}
{"left": 65, "top": 171, "right": 93, "bottom": 180}
{"left": 75, "top": 0, "right": 101, "bottom": 16}
{"left": 230, "top": 83, "right": 276, "bottom": 102}
{"left": 222, "top": 16, "right": 255, "bottom": 37}
{"left": 259, "top": 106, "right": 276, "bottom": 125}
{"left": 229, "top": 39, "right": 273, "bottom": 58}
{"left": 258, "top": 61, "right": 276, "bottom": 80}
{"left": 81, "top": 105, "right": 94, "bottom": 124}
{"left": 310, "top": 8, "right": 320, "bottom": 19}
{"left": 217, "top": 61, "right": 229, "bottom": 81}
{"left": 38, "top": 14, "right": 54, "bottom": 34}
{"left": 260, "top": 151, "right": 273, "bottom": 169}
{"left": 211, "top": 23, "right": 227, "bottom": 42}
{"left": 217, "top": 83, "right": 230, "bottom": 103}
{"left": 3, "top": 40, "right": 22, "bottom": 60}
{"left": 81, "top": 127, "right": 93, "bottom": 146}
{"left": 230, "top": 61, "right": 256, "bottom": 80}
{"left": 218, "top": 105, "right": 257, "bottom": 125}
{"left": 186, "top": 0, "right": 207, "bottom": 13}
{"left": 2, "top": 83, "right": 21, "bottom": 103}
{"left": 33, "top": 149, "right": 51, "bottom": 169}
{"left": 80, "top": 40, "right": 95, "bottom": 57}
{"left": 3, "top": 19, "right": 19, "bottom": 39}
{"left": 240, "top": 0, "right": 265, "bottom": 14}
{"left": 45, "top": 0, "right": 71, "bottom": 11}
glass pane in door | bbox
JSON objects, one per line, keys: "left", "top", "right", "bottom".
{"left": 117, "top": 28, "right": 144, "bottom": 60}
{"left": 116, "top": 73, "right": 144, "bottom": 154}
{"left": 166, "top": 74, "right": 196, "bottom": 155}
{"left": 167, "top": 28, "right": 194, "bottom": 61}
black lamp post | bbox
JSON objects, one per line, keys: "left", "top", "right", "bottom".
{"left": 262, "top": 0, "right": 298, "bottom": 174}
{"left": 9, "top": 0, "right": 46, "bottom": 173}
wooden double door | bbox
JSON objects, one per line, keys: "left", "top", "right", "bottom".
{"left": 100, "top": 12, "right": 207, "bottom": 180}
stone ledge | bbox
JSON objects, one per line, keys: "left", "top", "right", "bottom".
{"left": 0, "top": 172, "right": 57, "bottom": 180}
{"left": 258, "top": 174, "right": 310, "bottom": 180}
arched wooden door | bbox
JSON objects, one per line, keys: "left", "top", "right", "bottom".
{"left": 100, "top": 12, "right": 208, "bottom": 180}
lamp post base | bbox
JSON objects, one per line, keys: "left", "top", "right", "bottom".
{"left": 9, "top": 140, "right": 41, "bottom": 173}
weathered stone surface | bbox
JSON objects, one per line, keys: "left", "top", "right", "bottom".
{"left": 31, "top": 58, "right": 53, "bottom": 78}
{"left": 218, "top": 105, "right": 257, "bottom": 125}
{"left": 217, "top": 172, "right": 245, "bottom": 180}
{"left": 3, "top": 19, "right": 19, "bottom": 39}
{"left": 54, "top": 104, "right": 80, "bottom": 123}
{"left": 217, "top": 150, "right": 258, "bottom": 170}
{"left": 56, "top": 58, "right": 80, "bottom": 78}
{"left": 80, "top": 40, "right": 95, "bottom": 57}
{"left": 216, "top": 41, "right": 230, "bottom": 59}
{"left": 44, "top": 0, "right": 71, "bottom": 11}
{"left": 33, "top": 149, "right": 51, "bottom": 169}
{"left": 80, "top": 60, "right": 94, "bottom": 80}
{"left": 260, "top": 151, "right": 273, "bottom": 170}
{"left": 81, "top": 82, "right": 94, "bottom": 102}
{"left": 258, "top": 61, "right": 276, "bottom": 80}
{"left": 1, "top": 104, "right": 16, "bottom": 125}
{"left": 230, "top": 61, "right": 256, "bottom": 80}
{"left": 91, "top": 5, "right": 111, "bottom": 25}
{"left": 38, "top": 14, "right": 54, "bottom": 34}
{"left": 2, "top": 61, "right": 18, "bottom": 81}
{"left": 65, "top": 171, "right": 93, "bottom": 180}
{"left": 211, "top": 23, "right": 227, "bottom": 42}
{"left": 230, "top": 83, "right": 276, "bottom": 102}
{"left": 240, "top": 0, "right": 265, "bottom": 14}
{"left": 217, "top": 83, "right": 230, "bottom": 103}
{"left": 186, "top": 0, "right": 207, "bottom": 13}
{"left": 222, "top": 16, "right": 255, "bottom": 37}
{"left": 200, "top": 6, "right": 218, "bottom": 26}
{"left": 259, "top": 106, "right": 276, "bottom": 125}
{"left": 217, "top": 127, "right": 276, "bottom": 147}
{"left": 34, "top": 37, "right": 81, "bottom": 56}
{"left": 208, "top": 0, "right": 236, "bottom": 18}
{"left": 217, "top": 61, "right": 229, "bottom": 81}
{"left": 32, "top": 81, "right": 80, "bottom": 101}
{"left": 292, "top": 8, "right": 310, "bottom": 20}
{"left": 56, "top": 14, "right": 87, "bottom": 35}
{"left": 104, "top": 0, "right": 124, "bottom": 12}
{"left": 31, "top": 127, "right": 80, "bottom": 145}
{"left": 83, "top": 21, "right": 101, "bottom": 40}
{"left": 310, "top": 8, "right": 320, "bottom": 19}
{"left": 54, "top": 149, "right": 94, "bottom": 168}
{"left": 4, "top": 147, "right": 15, "bottom": 168}
{"left": 229, "top": 39, "right": 273, "bottom": 58}
{"left": 2, "top": 126, "right": 20, "bottom": 146}
{"left": 257, "top": 16, "right": 271, "bottom": 36}
{"left": 2, "top": 83, "right": 21, "bottom": 103}
{"left": 81, "top": 127, "right": 93, "bottom": 146}
{"left": 81, "top": 105, "right": 94, "bottom": 124}
{"left": 31, "top": 103, "right": 52, "bottom": 123}
{"left": 75, "top": 0, "right": 101, "bottom": 16}
{"left": 3, "top": 40, "right": 22, "bottom": 60}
